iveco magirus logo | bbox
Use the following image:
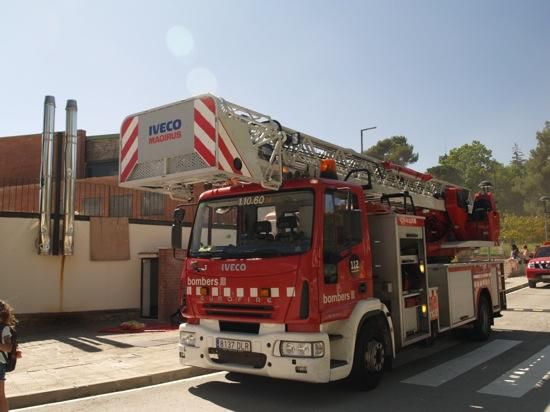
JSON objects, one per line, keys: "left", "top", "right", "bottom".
{"left": 221, "top": 263, "right": 247, "bottom": 271}
{"left": 147, "top": 119, "right": 182, "bottom": 144}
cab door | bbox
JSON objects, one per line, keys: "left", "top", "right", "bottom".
{"left": 319, "top": 188, "right": 370, "bottom": 322}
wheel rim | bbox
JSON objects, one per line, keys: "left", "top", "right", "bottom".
{"left": 364, "top": 341, "right": 384, "bottom": 372}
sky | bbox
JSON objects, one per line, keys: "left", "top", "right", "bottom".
{"left": 1, "top": 0, "right": 549, "bottom": 172}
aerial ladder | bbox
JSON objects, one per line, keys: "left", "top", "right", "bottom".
{"left": 119, "top": 94, "right": 499, "bottom": 259}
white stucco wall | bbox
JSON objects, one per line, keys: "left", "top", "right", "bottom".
{"left": 0, "top": 217, "right": 191, "bottom": 314}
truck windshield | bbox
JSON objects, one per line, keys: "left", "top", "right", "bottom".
{"left": 189, "top": 190, "right": 313, "bottom": 259}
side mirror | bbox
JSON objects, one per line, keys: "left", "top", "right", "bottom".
{"left": 171, "top": 207, "right": 185, "bottom": 250}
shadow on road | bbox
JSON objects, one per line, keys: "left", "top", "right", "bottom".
{"left": 187, "top": 329, "right": 550, "bottom": 412}
{"left": 188, "top": 374, "right": 361, "bottom": 412}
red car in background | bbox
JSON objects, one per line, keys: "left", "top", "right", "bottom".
{"left": 526, "top": 244, "right": 550, "bottom": 288}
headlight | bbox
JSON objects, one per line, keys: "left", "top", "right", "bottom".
{"left": 180, "top": 331, "right": 196, "bottom": 347}
{"left": 280, "top": 341, "right": 324, "bottom": 358}
{"left": 527, "top": 262, "right": 535, "bottom": 269}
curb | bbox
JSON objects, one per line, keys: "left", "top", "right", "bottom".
{"left": 9, "top": 366, "right": 212, "bottom": 410}
{"left": 505, "top": 283, "right": 528, "bottom": 294}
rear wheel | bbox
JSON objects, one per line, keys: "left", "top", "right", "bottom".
{"left": 473, "top": 295, "right": 492, "bottom": 341}
{"left": 528, "top": 280, "right": 537, "bottom": 288}
{"left": 350, "top": 319, "right": 387, "bottom": 390}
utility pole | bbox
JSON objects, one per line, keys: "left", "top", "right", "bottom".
{"left": 540, "top": 196, "right": 550, "bottom": 241}
{"left": 360, "top": 127, "right": 377, "bottom": 154}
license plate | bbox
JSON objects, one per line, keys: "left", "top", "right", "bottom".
{"left": 216, "top": 338, "right": 251, "bottom": 352}
{"left": 542, "top": 275, "right": 550, "bottom": 280}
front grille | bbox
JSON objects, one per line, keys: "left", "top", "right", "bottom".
{"left": 219, "top": 321, "right": 260, "bottom": 334}
{"left": 203, "top": 303, "right": 273, "bottom": 319}
{"left": 208, "top": 348, "right": 267, "bottom": 368}
{"left": 533, "top": 262, "right": 550, "bottom": 269}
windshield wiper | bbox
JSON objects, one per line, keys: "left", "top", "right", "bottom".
{"left": 191, "top": 247, "right": 293, "bottom": 259}
{"left": 254, "top": 249, "right": 285, "bottom": 257}
{"left": 222, "top": 248, "right": 286, "bottom": 257}
{"left": 191, "top": 250, "right": 228, "bottom": 258}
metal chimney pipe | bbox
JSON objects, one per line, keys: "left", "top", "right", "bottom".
{"left": 63, "top": 99, "right": 78, "bottom": 255}
{"left": 38, "top": 96, "right": 56, "bottom": 255}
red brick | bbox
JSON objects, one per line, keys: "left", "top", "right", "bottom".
{"left": 157, "top": 248, "right": 185, "bottom": 321}
{"left": 0, "top": 132, "right": 86, "bottom": 180}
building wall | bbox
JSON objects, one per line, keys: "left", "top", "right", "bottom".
{"left": 0, "top": 135, "right": 42, "bottom": 180}
{"left": 0, "top": 132, "right": 197, "bottom": 223}
{"left": 85, "top": 134, "right": 119, "bottom": 177}
{"left": 0, "top": 216, "right": 191, "bottom": 315}
{"left": 86, "top": 134, "right": 119, "bottom": 162}
{"left": 158, "top": 249, "right": 185, "bottom": 321}
{"left": 0, "top": 131, "right": 86, "bottom": 180}
{"left": 0, "top": 175, "right": 196, "bottom": 224}
{"left": 0, "top": 131, "right": 199, "bottom": 319}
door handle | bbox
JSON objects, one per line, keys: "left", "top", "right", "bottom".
{"left": 359, "top": 282, "right": 367, "bottom": 293}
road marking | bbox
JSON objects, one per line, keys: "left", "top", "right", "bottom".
{"left": 478, "top": 345, "right": 550, "bottom": 398}
{"left": 402, "top": 339, "right": 522, "bottom": 387}
{"left": 504, "top": 308, "right": 550, "bottom": 313}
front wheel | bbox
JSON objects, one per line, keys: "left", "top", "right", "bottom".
{"left": 473, "top": 295, "right": 492, "bottom": 341}
{"left": 528, "top": 280, "right": 537, "bottom": 288}
{"left": 350, "top": 320, "right": 387, "bottom": 390}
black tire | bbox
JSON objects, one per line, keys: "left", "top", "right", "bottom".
{"left": 350, "top": 320, "right": 387, "bottom": 390}
{"left": 528, "top": 280, "right": 537, "bottom": 288}
{"left": 473, "top": 295, "right": 492, "bottom": 341}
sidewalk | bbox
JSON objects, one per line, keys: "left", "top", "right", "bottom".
{"left": 7, "top": 277, "right": 529, "bottom": 410}
{"left": 7, "top": 318, "right": 210, "bottom": 410}
{"left": 504, "top": 272, "right": 529, "bottom": 293}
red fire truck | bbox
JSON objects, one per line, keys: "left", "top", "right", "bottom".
{"left": 119, "top": 95, "right": 506, "bottom": 389}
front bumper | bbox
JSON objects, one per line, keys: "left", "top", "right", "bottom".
{"left": 179, "top": 323, "right": 331, "bottom": 383}
{"left": 526, "top": 268, "right": 550, "bottom": 283}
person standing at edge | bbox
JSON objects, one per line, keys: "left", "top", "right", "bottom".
{"left": 521, "top": 244, "right": 531, "bottom": 263}
{"left": 0, "top": 300, "right": 20, "bottom": 412}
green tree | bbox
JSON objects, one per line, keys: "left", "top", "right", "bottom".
{"left": 364, "top": 136, "right": 419, "bottom": 166}
{"left": 426, "top": 163, "right": 465, "bottom": 186}
{"left": 500, "top": 214, "right": 545, "bottom": 244}
{"left": 493, "top": 163, "right": 523, "bottom": 214}
{"left": 519, "top": 122, "right": 550, "bottom": 214}
{"left": 493, "top": 144, "right": 528, "bottom": 214}
{"left": 427, "top": 141, "right": 499, "bottom": 191}
{"left": 511, "top": 143, "right": 526, "bottom": 170}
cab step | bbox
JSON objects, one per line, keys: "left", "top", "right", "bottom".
{"left": 329, "top": 334, "right": 343, "bottom": 341}
{"left": 330, "top": 359, "right": 348, "bottom": 368}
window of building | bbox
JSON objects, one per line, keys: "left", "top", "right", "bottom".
{"left": 142, "top": 192, "right": 164, "bottom": 216}
{"left": 82, "top": 197, "right": 102, "bottom": 216}
{"left": 86, "top": 160, "right": 118, "bottom": 178}
{"left": 109, "top": 194, "right": 132, "bottom": 217}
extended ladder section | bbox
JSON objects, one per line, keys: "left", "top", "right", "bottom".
{"left": 119, "top": 94, "right": 455, "bottom": 210}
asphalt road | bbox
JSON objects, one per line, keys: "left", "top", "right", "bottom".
{"left": 18, "top": 284, "right": 550, "bottom": 412}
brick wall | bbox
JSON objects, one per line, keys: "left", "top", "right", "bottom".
{"left": 86, "top": 135, "right": 119, "bottom": 162}
{"left": 157, "top": 248, "right": 185, "bottom": 322}
{"left": 0, "top": 134, "right": 42, "bottom": 180}
{"left": 0, "top": 131, "right": 86, "bottom": 180}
